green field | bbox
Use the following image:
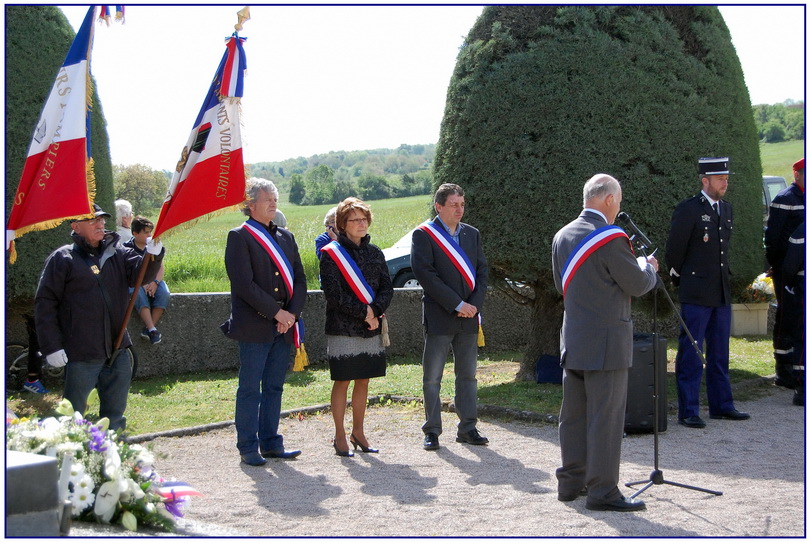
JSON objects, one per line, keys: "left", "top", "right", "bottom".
{"left": 161, "top": 194, "right": 432, "bottom": 292}
{"left": 760, "top": 139, "right": 803, "bottom": 180}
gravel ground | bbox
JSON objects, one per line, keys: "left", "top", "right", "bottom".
{"left": 71, "top": 383, "right": 805, "bottom": 538}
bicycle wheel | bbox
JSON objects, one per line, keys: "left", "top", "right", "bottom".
{"left": 6, "top": 343, "right": 28, "bottom": 388}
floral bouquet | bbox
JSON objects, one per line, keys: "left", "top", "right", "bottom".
{"left": 6, "top": 399, "right": 200, "bottom": 532}
{"left": 737, "top": 272, "right": 776, "bottom": 304}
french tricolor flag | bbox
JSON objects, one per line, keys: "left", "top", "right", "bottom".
{"left": 152, "top": 33, "right": 247, "bottom": 240}
{"left": 6, "top": 6, "right": 96, "bottom": 262}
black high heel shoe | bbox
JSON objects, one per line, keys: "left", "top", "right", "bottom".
{"left": 350, "top": 434, "right": 379, "bottom": 453}
{"left": 333, "top": 439, "right": 354, "bottom": 457}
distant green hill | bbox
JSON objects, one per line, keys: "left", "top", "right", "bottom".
{"left": 249, "top": 144, "right": 435, "bottom": 204}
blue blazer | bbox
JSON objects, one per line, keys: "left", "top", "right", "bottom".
{"left": 221, "top": 221, "right": 307, "bottom": 343}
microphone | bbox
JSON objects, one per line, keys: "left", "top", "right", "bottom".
{"left": 616, "top": 212, "right": 654, "bottom": 251}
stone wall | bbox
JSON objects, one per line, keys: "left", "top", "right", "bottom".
{"left": 6, "top": 289, "right": 682, "bottom": 380}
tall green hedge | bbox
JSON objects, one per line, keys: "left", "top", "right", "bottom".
{"left": 5, "top": 6, "right": 114, "bottom": 300}
{"left": 435, "top": 6, "right": 762, "bottom": 375}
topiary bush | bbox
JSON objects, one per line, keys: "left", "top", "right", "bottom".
{"left": 435, "top": 5, "right": 762, "bottom": 377}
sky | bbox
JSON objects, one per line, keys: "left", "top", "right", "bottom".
{"left": 51, "top": 3, "right": 807, "bottom": 172}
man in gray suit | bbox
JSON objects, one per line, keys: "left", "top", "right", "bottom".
{"left": 412, "top": 183, "right": 488, "bottom": 451}
{"left": 551, "top": 174, "right": 658, "bottom": 512}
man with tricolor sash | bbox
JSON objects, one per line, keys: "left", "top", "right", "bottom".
{"left": 551, "top": 174, "right": 658, "bottom": 512}
{"left": 220, "top": 179, "right": 306, "bottom": 466}
{"left": 412, "top": 183, "right": 489, "bottom": 451}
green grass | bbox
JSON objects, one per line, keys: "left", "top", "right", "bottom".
{"left": 760, "top": 139, "right": 804, "bottom": 180}
{"left": 7, "top": 336, "right": 777, "bottom": 435}
{"left": 160, "top": 195, "right": 432, "bottom": 292}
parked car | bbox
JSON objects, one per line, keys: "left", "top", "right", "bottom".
{"left": 383, "top": 228, "right": 421, "bottom": 288}
{"left": 763, "top": 175, "right": 787, "bottom": 221}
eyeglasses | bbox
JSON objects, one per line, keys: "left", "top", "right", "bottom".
{"left": 78, "top": 217, "right": 106, "bottom": 225}
{"left": 346, "top": 218, "right": 369, "bottom": 224}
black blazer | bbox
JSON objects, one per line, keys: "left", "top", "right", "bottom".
{"left": 666, "top": 193, "right": 732, "bottom": 307}
{"left": 221, "top": 221, "right": 307, "bottom": 343}
{"left": 411, "top": 220, "right": 488, "bottom": 335}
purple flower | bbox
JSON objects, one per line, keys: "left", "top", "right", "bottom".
{"left": 163, "top": 494, "right": 187, "bottom": 518}
{"left": 87, "top": 426, "right": 108, "bottom": 453}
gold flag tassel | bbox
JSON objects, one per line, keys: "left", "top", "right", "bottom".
{"left": 293, "top": 344, "right": 309, "bottom": 372}
{"left": 381, "top": 314, "right": 390, "bottom": 348}
{"left": 477, "top": 324, "right": 486, "bottom": 348}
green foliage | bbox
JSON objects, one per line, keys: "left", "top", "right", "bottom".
{"left": 113, "top": 164, "right": 169, "bottom": 214}
{"left": 435, "top": 5, "right": 763, "bottom": 373}
{"left": 358, "top": 175, "right": 394, "bottom": 200}
{"left": 753, "top": 102, "right": 805, "bottom": 142}
{"left": 436, "top": 5, "right": 763, "bottom": 297}
{"left": 249, "top": 144, "right": 435, "bottom": 205}
{"left": 5, "top": 6, "right": 114, "bottom": 300}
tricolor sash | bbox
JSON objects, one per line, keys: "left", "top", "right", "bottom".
{"left": 418, "top": 219, "right": 484, "bottom": 346}
{"left": 560, "top": 225, "right": 631, "bottom": 297}
{"left": 321, "top": 241, "right": 375, "bottom": 304}
{"left": 417, "top": 220, "right": 476, "bottom": 290}
{"left": 242, "top": 218, "right": 308, "bottom": 368}
{"left": 321, "top": 240, "right": 390, "bottom": 347}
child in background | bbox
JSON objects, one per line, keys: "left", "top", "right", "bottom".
{"left": 124, "top": 216, "right": 170, "bottom": 344}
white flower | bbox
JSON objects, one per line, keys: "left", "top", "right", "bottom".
{"left": 69, "top": 475, "right": 96, "bottom": 514}
{"left": 121, "top": 511, "right": 138, "bottom": 532}
{"left": 68, "top": 462, "right": 86, "bottom": 486}
{"left": 94, "top": 481, "right": 119, "bottom": 523}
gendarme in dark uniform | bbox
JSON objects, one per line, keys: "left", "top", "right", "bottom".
{"left": 666, "top": 157, "right": 750, "bottom": 428}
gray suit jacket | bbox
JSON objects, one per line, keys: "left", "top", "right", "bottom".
{"left": 551, "top": 211, "right": 658, "bottom": 371}
{"left": 411, "top": 219, "right": 488, "bottom": 335}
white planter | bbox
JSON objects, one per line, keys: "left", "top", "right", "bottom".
{"left": 730, "top": 303, "right": 771, "bottom": 336}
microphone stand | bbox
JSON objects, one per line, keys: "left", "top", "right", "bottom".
{"left": 621, "top": 230, "right": 722, "bottom": 498}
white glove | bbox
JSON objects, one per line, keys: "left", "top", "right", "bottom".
{"left": 146, "top": 237, "right": 163, "bottom": 255}
{"left": 45, "top": 349, "right": 68, "bottom": 368}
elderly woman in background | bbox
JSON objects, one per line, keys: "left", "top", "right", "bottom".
{"left": 319, "top": 197, "right": 393, "bottom": 457}
{"left": 314, "top": 206, "right": 338, "bottom": 259}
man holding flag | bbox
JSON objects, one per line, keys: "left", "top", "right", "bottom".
{"left": 35, "top": 204, "right": 164, "bottom": 431}
{"left": 412, "top": 183, "right": 489, "bottom": 451}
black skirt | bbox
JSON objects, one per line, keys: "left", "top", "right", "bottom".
{"left": 327, "top": 334, "right": 387, "bottom": 381}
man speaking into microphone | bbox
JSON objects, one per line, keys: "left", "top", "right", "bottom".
{"left": 552, "top": 174, "right": 658, "bottom": 512}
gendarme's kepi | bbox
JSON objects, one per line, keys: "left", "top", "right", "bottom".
{"left": 793, "top": 157, "right": 804, "bottom": 171}
{"left": 698, "top": 157, "right": 731, "bottom": 176}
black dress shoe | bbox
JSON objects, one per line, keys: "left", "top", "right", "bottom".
{"left": 423, "top": 432, "right": 440, "bottom": 451}
{"left": 709, "top": 409, "right": 750, "bottom": 420}
{"left": 240, "top": 452, "right": 267, "bottom": 466}
{"left": 456, "top": 428, "right": 489, "bottom": 445}
{"left": 558, "top": 487, "right": 588, "bottom": 502}
{"left": 585, "top": 496, "right": 646, "bottom": 512}
{"left": 261, "top": 449, "right": 302, "bottom": 459}
{"left": 793, "top": 390, "right": 804, "bottom": 406}
{"left": 678, "top": 416, "right": 706, "bottom": 428}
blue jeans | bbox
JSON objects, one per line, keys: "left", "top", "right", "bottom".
{"left": 63, "top": 355, "right": 132, "bottom": 431}
{"left": 130, "top": 281, "right": 171, "bottom": 312}
{"left": 235, "top": 336, "right": 291, "bottom": 455}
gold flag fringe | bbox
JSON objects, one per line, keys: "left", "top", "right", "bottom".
{"left": 477, "top": 324, "right": 486, "bottom": 348}
{"left": 153, "top": 203, "right": 243, "bottom": 241}
{"left": 293, "top": 344, "right": 309, "bottom": 372}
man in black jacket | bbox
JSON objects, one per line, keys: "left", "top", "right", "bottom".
{"left": 221, "top": 179, "right": 306, "bottom": 466}
{"left": 412, "top": 183, "right": 488, "bottom": 451}
{"left": 765, "top": 157, "right": 805, "bottom": 389}
{"left": 35, "top": 204, "right": 164, "bottom": 431}
{"left": 666, "top": 157, "right": 750, "bottom": 429}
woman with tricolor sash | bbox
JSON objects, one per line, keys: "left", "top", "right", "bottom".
{"left": 320, "top": 197, "right": 393, "bottom": 456}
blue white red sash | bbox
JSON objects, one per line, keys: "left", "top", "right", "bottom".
{"left": 417, "top": 220, "right": 476, "bottom": 290}
{"left": 242, "top": 218, "right": 303, "bottom": 347}
{"left": 560, "top": 225, "right": 631, "bottom": 297}
{"left": 321, "top": 241, "right": 375, "bottom": 304}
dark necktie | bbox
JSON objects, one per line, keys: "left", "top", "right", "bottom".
{"left": 712, "top": 202, "right": 719, "bottom": 216}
